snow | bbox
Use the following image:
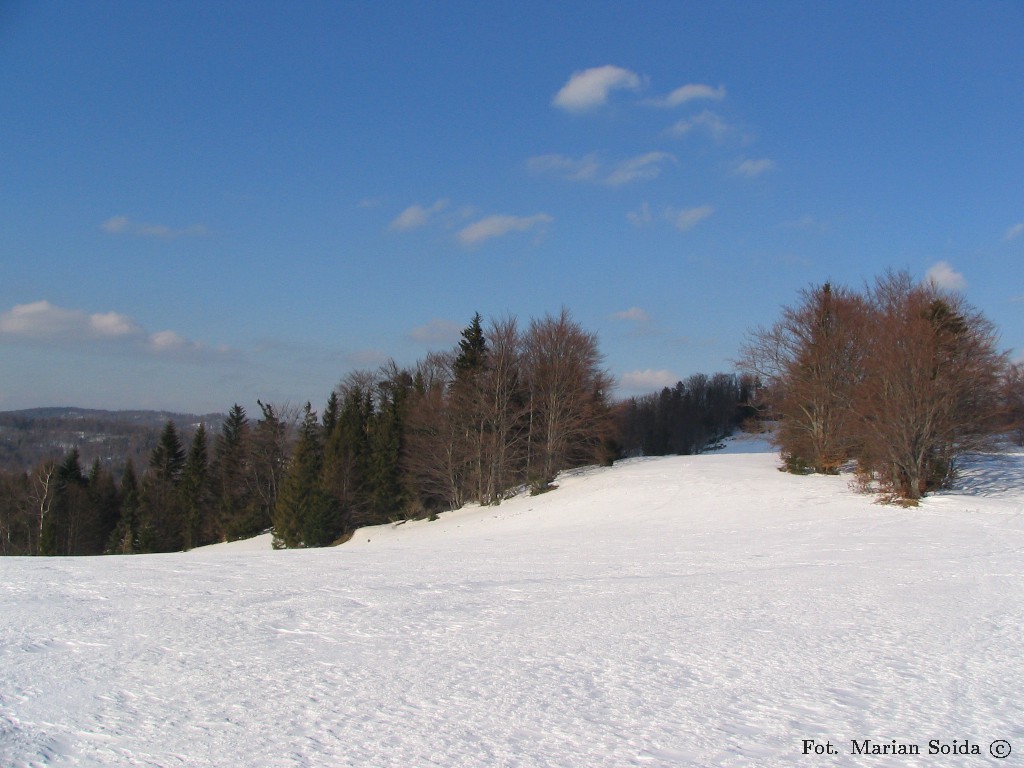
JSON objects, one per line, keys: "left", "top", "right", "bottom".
{"left": 3, "top": 436, "right": 1024, "bottom": 767}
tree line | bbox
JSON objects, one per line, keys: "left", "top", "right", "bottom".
{"left": 740, "top": 270, "right": 1022, "bottom": 502}
{"left": 1, "top": 308, "right": 756, "bottom": 556}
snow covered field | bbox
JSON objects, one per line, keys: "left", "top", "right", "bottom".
{"left": 3, "top": 435, "right": 1024, "bottom": 767}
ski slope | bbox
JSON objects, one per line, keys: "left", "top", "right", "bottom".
{"left": 2, "top": 435, "right": 1023, "bottom": 767}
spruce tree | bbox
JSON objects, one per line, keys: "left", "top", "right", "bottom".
{"left": 454, "top": 312, "right": 488, "bottom": 380}
{"left": 213, "top": 404, "right": 251, "bottom": 541}
{"left": 139, "top": 421, "right": 187, "bottom": 552}
{"left": 85, "top": 459, "right": 121, "bottom": 555}
{"left": 180, "top": 423, "right": 212, "bottom": 550}
{"left": 108, "top": 460, "right": 140, "bottom": 554}
{"left": 323, "top": 385, "right": 373, "bottom": 529}
{"left": 274, "top": 404, "right": 333, "bottom": 548}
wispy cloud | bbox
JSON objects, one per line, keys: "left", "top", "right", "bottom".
{"left": 666, "top": 205, "right": 715, "bottom": 231}
{"left": 527, "top": 154, "right": 601, "bottom": 182}
{"left": 620, "top": 369, "right": 679, "bottom": 392}
{"left": 733, "top": 158, "right": 776, "bottom": 178}
{"left": 666, "top": 109, "right": 731, "bottom": 141}
{"left": 628, "top": 203, "right": 714, "bottom": 232}
{"left": 528, "top": 152, "right": 674, "bottom": 186}
{"left": 457, "top": 213, "right": 553, "bottom": 247}
{"left": 0, "top": 299, "right": 223, "bottom": 358}
{"left": 925, "top": 261, "right": 967, "bottom": 291}
{"left": 1004, "top": 222, "right": 1024, "bottom": 241}
{"left": 612, "top": 307, "right": 651, "bottom": 323}
{"left": 408, "top": 318, "right": 462, "bottom": 344}
{"left": 101, "top": 215, "right": 207, "bottom": 239}
{"left": 648, "top": 83, "right": 726, "bottom": 108}
{"left": 552, "top": 65, "right": 642, "bottom": 112}
{"left": 606, "top": 152, "right": 676, "bottom": 186}
{"left": 389, "top": 199, "right": 450, "bottom": 231}
{"left": 627, "top": 203, "right": 654, "bottom": 227}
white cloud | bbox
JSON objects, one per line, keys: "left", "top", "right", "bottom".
{"left": 605, "top": 152, "right": 676, "bottom": 186}
{"left": 612, "top": 307, "right": 650, "bottom": 323}
{"left": 148, "top": 330, "right": 193, "bottom": 351}
{"left": 526, "top": 153, "right": 601, "bottom": 182}
{"left": 101, "top": 215, "right": 207, "bottom": 239}
{"left": 389, "top": 199, "right": 450, "bottom": 231}
{"left": 0, "top": 300, "right": 220, "bottom": 358}
{"left": 457, "top": 213, "right": 553, "bottom": 247}
{"left": 666, "top": 205, "right": 715, "bottom": 231}
{"left": 408, "top": 319, "right": 462, "bottom": 344}
{"left": 925, "top": 261, "right": 967, "bottom": 291}
{"left": 733, "top": 158, "right": 776, "bottom": 178}
{"left": 1004, "top": 222, "right": 1024, "bottom": 241}
{"left": 666, "top": 109, "right": 730, "bottom": 141}
{"left": 620, "top": 369, "right": 679, "bottom": 392}
{"left": 552, "top": 65, "right": 642, "bottom": 112}
{"left": 650, "top": 83, "right": 726, "bottom": 108}
{"left": 0, "top": 300, "right": 144, "bottom": 342}
{"left": 89, "top": 310, "right": 143, "bottom": 338}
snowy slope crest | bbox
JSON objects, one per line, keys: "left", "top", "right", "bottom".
{"left": 2, "top": 438, "right": 1023, "bottom": 767}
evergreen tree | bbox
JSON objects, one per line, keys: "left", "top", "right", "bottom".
{"left": 180, "top": 423, "right": 212, "bottom": 550}
{"left": 108, "top": 460, "right": 140, "bottom": 554}
{"left": 323, "top": 382, "right": 374, "bottom": 529}
{"left": 84, "top": 459, "right": 121, "bottom": 555}
{"left": 274, "top": 403, "right": 333, "bottom": 548}
{"left": 367, "top": 369, "right": 411, "bottom": 522}
{"left": 454, "top": 312, "right": 488, "bottom": 380}
{"left": 149, "top": 421, "right": 187, "bottom": 484}
{"left": 41, "top": 448, "right": 86, "bottom": 555}
{"left": 139, "top": 421, "right": 187, "bottom": 552}
{"left": 322, "top": 391, "right": 340, "bottom": 435}
{"left": 213, "top": 404, "right": 251, "bottom": 541}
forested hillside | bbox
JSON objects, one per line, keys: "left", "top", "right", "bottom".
{"left": 0, "top": 310, "right": 753, "bottom": 556}
{"left": 0, "top": 408, "right": 222, "bottom": 474}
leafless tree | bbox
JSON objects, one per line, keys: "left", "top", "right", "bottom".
{"left": 1003, "top": 361, "right": 1024, "bottom": 446}
{"left": 738, "top": 283, "right": 868, "bottom": 473}
{"left": 851, "top": 271, "right": 1007, "bottom": 501}
{"left": 523, "top": 308, "right": 614, "bottom": 489}
{"left": 402, "top": 351, "right": 468, "bottom": 512}
{"left": 28, "top": 460, "right": 57, "bottom": 555}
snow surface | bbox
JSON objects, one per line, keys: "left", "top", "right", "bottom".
{"left": 3, "top": 435, "right": 1024, "bottom": 767}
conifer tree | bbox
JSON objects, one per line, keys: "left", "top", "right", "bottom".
{"left": 180, "top": 423, "right": 212, "bottom": 550}
{"left": 108, "top": 460, "right": 140, "bottom": 554}
{"left": 274, "top": 403, "right": 333, "bottom": 548}
{"left": 41, "top": 449, "right": 87, "bottom": 555}
{"left": 454, "top": 312, "right": 488, "bottom": 380}
{"left": 213, "top": 404, "right": 251, "bottom": 541}
{"left": 84, "top": 459, "right": 120, "bottom": 555}
{"left": 139, "top": 421, "right": 187, "bottom": 552}
{"left": 322, "top": 391, "right": 340, "bottom": 435}
{"left": 323, "top": 381, "right": 374, "bottom": 529}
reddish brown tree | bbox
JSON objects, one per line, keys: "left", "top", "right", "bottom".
{"left": 852, "top": 271, "right": 1007, "bottom": 500}
{"left": 739, "top": 283, "right": 868, "bottom": 474}
{"left": 522, "top": 308, "right": 614, "bottom": 489}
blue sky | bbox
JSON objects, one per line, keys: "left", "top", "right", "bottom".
{"left": 2, "top": 1, "right": 1022, "bottom": 414}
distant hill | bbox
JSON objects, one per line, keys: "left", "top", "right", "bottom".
{"left": 0, "top": 407, "right": 225, "bottom": 474}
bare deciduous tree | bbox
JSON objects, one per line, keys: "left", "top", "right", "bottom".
{"left": 523, "top": 308, "right": 614, "bottom": 489}
{"left": 852, "top": 271, "right": 1007, "bottom": 500}
{"left": 739, "top": 283, "right": 868, "bottom": 473}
